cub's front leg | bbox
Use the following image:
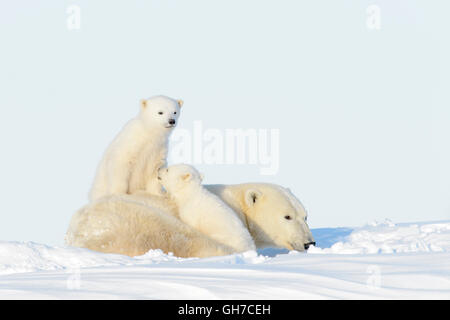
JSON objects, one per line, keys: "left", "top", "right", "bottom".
{"left": 105, "top": 157, "right": 134, "bottom": 196}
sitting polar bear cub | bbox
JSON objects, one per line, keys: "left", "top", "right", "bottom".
{"left": 158, "top": 164, "right": 256, "bottom": 253}
{"left": 89, "top": 95, "right": 183, "bottom": 201}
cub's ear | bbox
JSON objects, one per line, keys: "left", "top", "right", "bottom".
{"left": 199, "top": 173, "right": 205, "bottom": 182}
{"left": 141, "top": 99, "right": 147, "bottom": 109}
{"left": 245, "top": 189, "right": 262, "bottom": 207}
{"left": 181, "top": 172, "right": 191, "bottom": 181}
{"left": 177, "top": 99, "right": 184, "bottom": 108}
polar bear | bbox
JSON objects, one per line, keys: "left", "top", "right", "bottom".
{"left": 89, "top": 95, "right": 183, "bottom": 202}
{"left": 158, "top": 164, "right": 256, "bottom": 253}
{"left": 206, "top": 183, "right": 316, "bottom": 251}
{"left": 66, "top": 183, "right": 315, "bottom": 257}
{"left": 65, "top": 194, "right": 234, "bottom": 258}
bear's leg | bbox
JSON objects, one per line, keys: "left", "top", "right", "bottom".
{"left": 106, "top": 161, "right": 132, "bottom": 195}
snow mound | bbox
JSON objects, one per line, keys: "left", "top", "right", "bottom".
{"left": 309, "top": 220, "right": 450, "bottom": 254}
{"left": 0, "top": 241, "right": 269, "bottom": 276}
{"left": 0, "top": 241, "right": 185, "bottom": 275}
{"left": 1, "top": 220, "right": 449, "bottom": 276}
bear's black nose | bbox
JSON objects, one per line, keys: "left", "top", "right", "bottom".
{"left": 168, "top": 119, "right": 176, "bottom": 125}
{"left": 304, "top": 242, "right": 316, "bottom": 250}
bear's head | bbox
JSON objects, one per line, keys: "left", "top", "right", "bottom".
{"left": 158, "top": 164, "right": 203, "bottom": 195}
{"left": 140, "top": 95, "right": 183, "bottom": 130}
{"left": 237, "top": 184, "right": 315, "bottom": 251}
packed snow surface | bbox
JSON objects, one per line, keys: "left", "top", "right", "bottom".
{"left": 1, "top": 220, "right": 449, "bottom": 299}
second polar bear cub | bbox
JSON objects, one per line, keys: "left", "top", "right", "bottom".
{"left": 158, "top": 164, "right": 256, "bottom": 253}
{"left": 89, "top": 95, "right": 183, "bottom": 202}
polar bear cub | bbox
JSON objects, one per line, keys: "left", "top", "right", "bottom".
{"left": 158, "top": 164, "right": 256, "bottom": 253}
{"left": 89, "top": 95, "right": 183, "bottom": 202}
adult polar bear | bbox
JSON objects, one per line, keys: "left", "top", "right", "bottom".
{"left": 65, "top": 183, "right": 316, "bottom": 257}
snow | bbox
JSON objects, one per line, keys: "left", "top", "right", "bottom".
{"left": 308, "top": 220, "right": 450, "bottom": 254}
{"left": 1, "top": 220, "right": 450, "bottom": 299}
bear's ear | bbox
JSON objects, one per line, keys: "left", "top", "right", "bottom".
{"left": 245, "top": 189, "right": 262, "bottom": 207}
{"left": 141, "top": 99, "right": 147, "bottom": 109}
{"left": 181, "top": 172, "right": 191, "bottom": 181}
{"left": 177, "top": 99, "right": 184, "bottom": 108}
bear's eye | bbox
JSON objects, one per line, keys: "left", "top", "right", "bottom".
{"left": 284, "top": 215, "right": 292, "bottom": 220}
{"left": 174, "top": 111, "right": 177, "bottom": 115}
{"left": 158, "top": 111, "right": 163, "bottom": 115}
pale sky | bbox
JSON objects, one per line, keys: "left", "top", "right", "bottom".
{"left": 0, "top": 1, "right": 449, "bottom": 245}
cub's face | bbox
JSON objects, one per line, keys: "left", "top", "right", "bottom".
{"left": 158, "top": 164, "right": 203, "bottom": 194}
{"left": 140, "top": 95, "right": 182, "bottom": 130}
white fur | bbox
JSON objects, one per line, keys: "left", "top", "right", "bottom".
{"left": 206, "top": 184, "right": 315, "bottom": 251}
{"left": 65, "top": 194, "right": 234, "bottom": 258}
{"left": 66, "top": 183, "right": 315, "bottom": 257}
{"left": 89, "top": 95, "right": 182, "bottom": 201}
{"left": 158, "top": 164, "right": 256, "bottom": 253}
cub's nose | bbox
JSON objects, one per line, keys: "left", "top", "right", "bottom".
{"left": 304, "top": 242, "right": 316, "bottom": 250}
{"left": 168, "top": 119, "right": 176, "bottom": 125}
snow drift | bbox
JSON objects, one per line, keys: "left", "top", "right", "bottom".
{"left": 1, "top": 220, "right": 449, "bottom": 299}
